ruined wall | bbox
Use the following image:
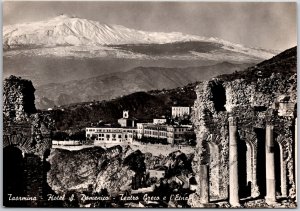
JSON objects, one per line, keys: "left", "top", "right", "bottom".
{"left": 189, "top": 47, "right": 297, "bottom": 207}
{"left": 3, "top": 75, "right": 36, "bottom": 121}
{"left": 3, "top": 75, "right": 55, "bottom": 207}
{"left": 3, "top": 75, "right": 54, "bottom": 157}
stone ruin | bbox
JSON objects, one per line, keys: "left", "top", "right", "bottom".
{"left": 189, "top": 47, "right": 297, "bottom": 207}
{"left": 3, "top": 75, "right": 54, "bottom": 157}
{"left": 3, "top": 75, "right": 36, "bottom": 121}
{"left": 3, "top": 75, "right": 55, "bottom": 207}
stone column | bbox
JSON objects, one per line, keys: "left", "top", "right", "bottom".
{"left": 265, "top": 124, "right": 276, "bottom": 204}
{"left": 281, "top": 159, "right": 287, "bottom": 197}
{"left": 228, "top": 116, "right": 240, "bottom": 206}
{"left": 199, "top": 164, "right": 209, "bottom": 204}
{"left": 251, "top": 149, "right": 260, "bottom": 198}
{"left": 246, "top": 143, "right": 252, "bottom": 183}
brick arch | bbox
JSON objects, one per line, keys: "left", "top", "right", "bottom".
{"left": 275, "top": 134, "right": 294, "bottom": 197}
{"left": 238, "top": 129, "right": 260, "bottom": 198}
{"left": 238, "top": 129, "right": 257, "bottom": 148}
{"left": 3, "top": 122, "right": 51, "bottom": 158}
{"left": 3, "top": 132, "right": 33, "bottom": 155}
{"left": 276, "top": 134, "right": 292, "bottom": 161}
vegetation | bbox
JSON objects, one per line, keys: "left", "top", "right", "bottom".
{"left": 218, "top": 46, "right": 296, "bottom": 83}
{"left": 52, "top": 130, "right": 86, "bottom": 141}
{"left": 46, "top": 82, "right": 197, "bottom": 131}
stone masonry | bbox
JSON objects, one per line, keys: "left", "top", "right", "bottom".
{"left": 3, "top": 75, "right": 54, "bottom": 157}
{"left": 3, "top": 75, "right": 55, "bottom": 207}
{"left": 189, "top": 47, "right": 297, "bottom": 207}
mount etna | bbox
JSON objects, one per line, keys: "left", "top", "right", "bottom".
{"left": 3, "top": 15, "right": 278, "bottom": 109}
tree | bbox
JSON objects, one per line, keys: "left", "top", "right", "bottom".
{"left": 183, "top": 131, "right": 196, "bottom": 146}
{"left": 69, "top": 130, "right": 86, "bottom": 140}
{"left": 52, "top": 131, "right": 69, "bottom": 140}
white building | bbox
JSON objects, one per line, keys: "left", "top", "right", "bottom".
{"left": 137, "top": 123, "right": 193, "bottom": 145}
{"left": 118, "top": 110, "right": 136, "bottom": 127}
{"left": 171, "top": 106, "right": 190, "bottom": 118}
{"left": 52, "top": 140, "right": 81, "bottom": 146}
{"left": 137, "top": 123, "right": 174, "bottom": 144}
{"left": 86, "top": 127, "right": 136, "bottom": 144}
{"left": 153, "top": 118, "right": 167, "bottom": 125}
{"left": 173, "top": 125, "right": 192, "bottom": 143}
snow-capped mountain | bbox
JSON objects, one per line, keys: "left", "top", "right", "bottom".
{"left": 4, "top": 14, "right": 277, "bottom": 61}
{"left": 4, "top": 14, "right": 206, "bottom": 46}
{"left": 3, "top": 15, "right": 286, "bottom": 109}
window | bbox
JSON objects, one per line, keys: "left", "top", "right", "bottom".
{"left": 106, "top": 134, "right": 110, "bottom": 139}
{"left": 211, "top": 82, "right": 226, "bottom": 112}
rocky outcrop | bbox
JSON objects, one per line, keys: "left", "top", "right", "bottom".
{"left": 189, "top": 47, "right": 297, "bottom": 207}
{"left": 47, "top": 145, "right": 194, "bottom": 196}
{"left": 47, "top": 146, "right": 141, "bottom": 194}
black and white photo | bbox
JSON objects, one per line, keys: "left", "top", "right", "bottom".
{"left": 2, "top": 1, "right": 297, "bottom": 208}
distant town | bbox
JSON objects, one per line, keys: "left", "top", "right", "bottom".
{"left": 51, "top": 106, "right": 197, "bottom": 208}
{"left": 52, "top": 106, "right": 196, "bottom": 148}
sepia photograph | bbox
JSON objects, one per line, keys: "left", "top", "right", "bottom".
{"left": 2, "top": 1, "right": 297, "bottom": 208}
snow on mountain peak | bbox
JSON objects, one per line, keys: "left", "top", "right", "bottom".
{"left": 3, "top": 15, "right": 207, "bottom": 47}
{"left": 3, "top": 15, "right": 278, "bottom": 60}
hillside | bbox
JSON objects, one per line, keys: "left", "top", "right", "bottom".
{"left": 45, "top": 46, "right": 296, "bottom": 132}
{"left": 48, "top": 82, "right": 196, "bottom": 131}
{"left": 218, "top": 46, "right": 297, "bottom": 81}
{"left": 4, "top": 15, "right": 277, "bottom": 103}
{"left": 35, "top": 62, "right": 252, "bottom": 109}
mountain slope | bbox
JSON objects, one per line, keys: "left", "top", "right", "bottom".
{"left": 3, "top": 14, "right": 205, "bottom": 47}
{"left": 49, "top": 83, "right": 198, "bottom": 131}
{"left": 218, "top": 46, "right": 297, "bottom": 81}
{"left": 35, "top": 62, "right": 252, "bottom": 109}
{"left": 43, "top": 46, "right": 296, "bottom": 131}
{"left": 4, "top": 15, "right": 280, "bottom": 109}
{"left": 4, "top": 15, "right": 277, "bottom": 61}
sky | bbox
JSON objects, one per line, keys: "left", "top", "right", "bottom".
{"left": 3, "top": 1, "right": 297, "bottom": 51}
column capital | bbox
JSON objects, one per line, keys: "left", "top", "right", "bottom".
{"left": 228, "top": 116, "right": 237, "bottom": 126}
{"left": 265, "top": 119, "right": 274, "bottom": 127}
{"left": 266, "top": 123, "right": 274, "bottom": 129}
{"left": 265, "top": 108, "right": 275, "bottom": 126}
